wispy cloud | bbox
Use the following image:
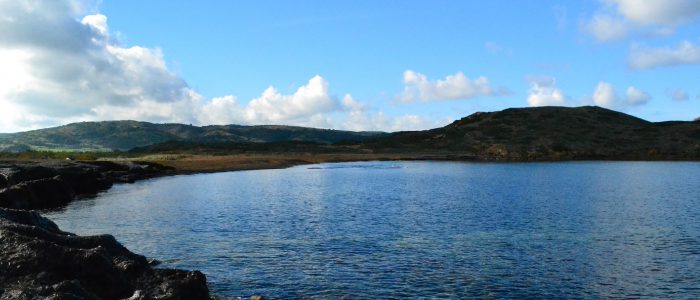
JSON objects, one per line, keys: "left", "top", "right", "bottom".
{"left": 628, "top": 41, "right": 700, "bottom": 69}
{"left": 584, "top": 14, "right": 633, "bottom": 42}
{"left": 484, "top": 41, "right": 512, "bottom": 56}
{"left": 667, "top": 88, "right": 689, "bottom": 101}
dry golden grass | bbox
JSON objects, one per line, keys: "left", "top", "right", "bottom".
{"left": 141, "top": 153, "right": 441, "bottom": 173}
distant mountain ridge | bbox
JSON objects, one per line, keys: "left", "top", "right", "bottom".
{"left": 0, "top": 121, "right": 387, "bottom": 152}
{"left": 2, "top": 106, "right": 700, "bottom": 161}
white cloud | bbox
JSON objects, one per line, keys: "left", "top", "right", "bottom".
{"left": 526, "top": 76, "right": 567, "bottom": 107}
{"left": 0, "top": 0, "right": 460, "bottom": 134}
{"left": 398, "top": 70, "right": 508, "bottom": 103}
{"left": 337, "top": 94, "right": 451, "bottom": 132}
{"left": 81, "top": 13, "right": 107, "bottom": 35}
{"left": 628, "top": 41, "right": 700, "bottom": 69}
{"left": 341, "top": 94, "right": 366, "bottom": 112}
{"left": 0, "top": 0, "right": 203, "bottom": 131}
{"left": 193, "top": 79, "right": 452, "bottom": 132}
{"left": 198, "top": 76, "right": 339, "bottom": 128}
{"left": 667, "top": 88, "right": 689, "bottom": 101}
{"left": 605, "top": 0, "right": 700, "bottom": 25}
{"left": 592, "top": 82, "right": 618, "bottom": 108}
{"left": 590, "top": 82, "right": 651, "bottom": 108}
{"left": 584, "top": 0, "right": 700, "bottom": 41}
{"left": 0, "top": 1, "right": 353, "bottom": 132}
{"left": 198, "top": 96, "right": 242, "bottom": 126}
{"left": 625, "top": 86, "right": 651, "bottom": 105}
{"left": 584, "top": 14, "right": 633, "bottom": 42}
{"left": 245, "top": 76, "right": 337, "bottom": 124}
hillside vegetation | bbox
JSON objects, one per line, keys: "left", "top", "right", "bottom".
{"left": 2, "top": 106, "right": 699, "bottom": 161}
{"left": 363, "top": 106, "right": 700, "bottom": 160}
{"left": 0, "top": 121, "right": 386, "bottom": 152}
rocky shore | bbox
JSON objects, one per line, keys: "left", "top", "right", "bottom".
{"left": 0, "top": 208, "right": 209, "bottom": 299}
{"left": 0, "top": 160, "right": 174, "bottom": 210}
{"left": 0, "top": 160, "right": 211, "bottom": 299}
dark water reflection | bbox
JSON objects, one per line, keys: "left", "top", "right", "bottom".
{"left": 44, "top": 161, "right": 700, "bottom": 298}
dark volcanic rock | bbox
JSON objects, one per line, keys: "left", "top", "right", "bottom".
{"left": 0, "top": 208, "right": 210, "bottom": 299}
{"left": 0, "top": 176, "right": 74, "bottom": 210}
{"left": 0, "top": 160, "right": 174, "bottom": 210}
{"left": 0, "top": 172, "right": 7, "bottom": 189}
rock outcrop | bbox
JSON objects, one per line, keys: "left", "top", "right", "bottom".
{"left": 0, "top": 160, "right": 174, "bottom": 210}
{"left": 0, "top": 208, "right": 210, "bottom": 299}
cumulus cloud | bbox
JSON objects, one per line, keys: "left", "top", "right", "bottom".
{"left": 245, "top": 76, "right": 337, "bottom": 123}
{"left": 526, "top": 76, "right": 567, "bottom": 107}
{"left": 398, "top": 70, "right": 508, "bottom": 103}
{"left": 628, "top": 41, "right": 700, "bottom": 69}
{"left": 197, "top": 76, "right": 454, "bottom": 131}
{"left": 0, "top": 0, "right": 468, "bottom": 134}
{"left": 198, "top": 96, "right": 243, "bottom": 126}
{"left": 339, "top": 94, "right": 450, "bottom": 132}
{"left": 593, "top": 82, "right": 618, "bottom": 108}
{"left": 625, "top": 86, "right": 651, "bottom": 105}
{"left": 0, "top": 0, "right": 202, "bottom": 131}
{"left": 667, "top": 88, "right": 689, "bottom": 101}
{"left": 584, "top": 0, "right": 700, "bottom": 41}
{"left": 590, "top": 82, "right": 651, "bottom": 108}
{"left": 0, "top": 0, "right": 451, "bottom": 133}
{"left": 197, "top": 76, "right": 338, "bottom": 128}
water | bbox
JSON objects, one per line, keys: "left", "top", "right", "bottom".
{"left": 44, "top": 161, "right": 700, "bottom": 298}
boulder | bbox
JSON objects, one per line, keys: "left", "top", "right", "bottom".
{"left": 0, "top": 208, "right": 210, "bottom": 299}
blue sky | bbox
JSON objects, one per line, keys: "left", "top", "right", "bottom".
{"left": 1, "top": 0, "right": 699, "bottom": 132}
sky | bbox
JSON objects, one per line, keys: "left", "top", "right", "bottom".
{"left": 1, "top": 0, "right": 699, "bottom": 133}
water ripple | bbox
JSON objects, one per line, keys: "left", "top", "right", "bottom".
{"left": 44, "top": 161, "right": 700, "bottom": 299}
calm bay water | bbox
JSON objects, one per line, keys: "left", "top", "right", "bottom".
{"left": 44, "top": 161, "right": 700, "bottom": 298}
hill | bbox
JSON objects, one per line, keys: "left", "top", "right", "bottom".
{"left": 2, "top": 106, "right": 699, "bottom": 161}
{"left": 362, "top": 106, "right": 700, "bottom": 160}
{"left": 0, "top": 121, "right": 386, "bottom": 152}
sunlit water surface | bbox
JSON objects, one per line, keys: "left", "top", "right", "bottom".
{"left": 44, "top": 161, "right": 700, "bottom": 298}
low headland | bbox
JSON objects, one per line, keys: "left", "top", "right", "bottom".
{"left": 1, "top": 106, "right": 699, "bottom": 299}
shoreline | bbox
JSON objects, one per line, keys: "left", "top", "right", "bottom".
{"left": 0, "top": 160, "right": 218, "bottom": 299}
{"left": 4, "top": 154, "right": 699, "bottom": 209}
{"left": 3, "top": 156, "right": 700, "bottom": 299}
{"left": 145, "top": 153, "right": 700, "bottom": 175}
